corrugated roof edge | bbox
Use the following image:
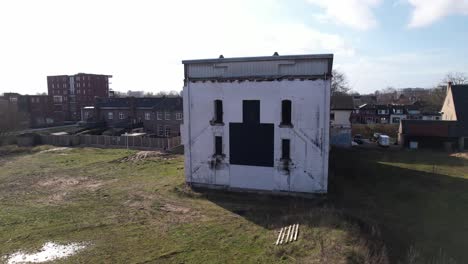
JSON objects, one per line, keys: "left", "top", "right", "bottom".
{"left": 182, "top": 54, "right": 334, "bottom": 64}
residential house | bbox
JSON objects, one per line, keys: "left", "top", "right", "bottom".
{"left": 82, "top": 96, "right": 183, "bottom": 137}
{"left": 389, "top": 105, "right": 407, "bottom": 124}
{"left": 352, "top": 104, "right": 379, "bottom": 124}
{"left": 182, "top": 53, "right": 333, "bottom": 194}
{"left": 441, "top": 83, "right": 468, "bottom": 149}
{"left": 399, "top": 83, "right": 467, "bottom": 150}
{"left": 0, "top": 93, "right": 53, "bottom": 131}
{"left": 21, "top": 95, "right": 54, "bottom": 127}
{"left": 330, "top": 95, "right": 354, "bottom": 147}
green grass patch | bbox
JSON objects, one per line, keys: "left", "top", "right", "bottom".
{"left": 1, "top": 146, "right": 466, "bottom": 263}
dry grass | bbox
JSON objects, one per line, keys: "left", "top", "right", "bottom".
{"left": 0, "top": 146, "right": 385, "bottom": 263}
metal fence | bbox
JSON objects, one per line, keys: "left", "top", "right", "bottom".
{"left": 39, "top": 135, "right": 181, "bottom": 150}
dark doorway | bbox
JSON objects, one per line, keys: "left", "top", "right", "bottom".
{"left": 243, "top": 100, "right": 260, "bottom": 124}
{"left": 230, "top": 99, "right": 274, "bottom": 167}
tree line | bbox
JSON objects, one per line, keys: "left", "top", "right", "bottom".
{"left": 331, "top": 70, "right": 468, "bottom": 109}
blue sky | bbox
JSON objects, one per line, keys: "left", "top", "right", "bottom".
{"left": 0, "top": 0, "right": 467, "bottom": 94}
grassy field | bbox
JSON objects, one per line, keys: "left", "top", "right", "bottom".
{"left": 0, "top": 146, "right": 467, "bottom": 263}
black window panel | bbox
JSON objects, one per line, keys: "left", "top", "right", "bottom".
{"left": 281, "top": 100, "right": 292, "bottom": 125}
{"left": 330, "top": 112, "right": 335, "bottom": 121}
{"left": 243, "top": 100, "right": 260, "bottom": 124}
{"left": 229, "top": 123, "right": 274, "bottom": 167}
{"left": 214, "top": 100, "right": 223, "bottom": 123}
{"left": 282, "top": 139, "right": 290, "bottom": 160}
{"left": 215, "top": 136, "right": 222, "bottom": 155}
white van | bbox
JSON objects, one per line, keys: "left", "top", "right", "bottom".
{"left": 378, "top": 135, "right": 390, "bottom": 147}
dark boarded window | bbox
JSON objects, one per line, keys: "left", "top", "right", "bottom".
{"left": 214, "top": 100, "right": 223, "bottom": 124}
{"left": 282, "top": 139, "right": 290, "bottom": 160}
{"left": 229, "top": 123, "right": 274, "bottom": 167}
{"left": 215, "top": 136, "right": 222, "bottom": 155}
{"left": 243, "top": 100, "right": 260, "bottom": 124}
{"left": 281, "top": 100, "right": 292, "bottom": 125}
{"left": 330, "top": 112, "right": 335, "bottom": 121}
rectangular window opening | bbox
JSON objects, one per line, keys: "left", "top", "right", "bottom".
{"left": 165, "top": 126, "right": 171, "bottom": 137}
{"left": 214, "top": 100, "right": 223, "bottom": 124}
{"left": 281, "top": 100, "right": 292, "bottom": 125}
{"left": 243, "top": 100, "right": 260, "bottom": 124}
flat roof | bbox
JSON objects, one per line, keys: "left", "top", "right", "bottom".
{"left": 182, "top": 54, "right": 333, "bottom": 64}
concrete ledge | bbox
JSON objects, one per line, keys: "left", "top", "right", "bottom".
{"left": 189, "top": 182, "right": 327, "bottom": 199}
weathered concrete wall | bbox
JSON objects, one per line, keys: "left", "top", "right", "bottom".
{"left": 330, "top": 127, "right": 352, "bottom": 148}
{"left": 182, "top": 79, "right": 330, "bottom": 193}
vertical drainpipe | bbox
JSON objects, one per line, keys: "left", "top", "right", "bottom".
{"left": 323, "top": 57, "right": 333, "bottom": 192}
{"left": 185, "top": 64, "right": 193, "bottom": 184}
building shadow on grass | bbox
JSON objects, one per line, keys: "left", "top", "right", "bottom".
{"left": 194, "top": 148, "right": 468, "bottom": 263}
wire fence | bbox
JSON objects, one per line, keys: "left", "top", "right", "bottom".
{"left": 39, "top": 135, "right": 181, "bottom": 150}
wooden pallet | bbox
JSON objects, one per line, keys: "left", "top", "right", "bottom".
{"left": 275, "top": 224, "right": 299, "bottom": 245}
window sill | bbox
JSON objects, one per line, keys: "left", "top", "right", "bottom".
{"left": 210, "top": 121, "right": 225, "bottom": 126}
{"left": 279, "top": 124, "right": 293, "bottom": 128}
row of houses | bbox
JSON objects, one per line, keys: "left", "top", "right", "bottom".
{"left": 351, "top": 101, "right": 441, "bottom": 124}
{"left": 81, "top": 97, "right": 183, "bottom": 137}
{"left": 0, "top": 73, "right": 112, "bottom": 132}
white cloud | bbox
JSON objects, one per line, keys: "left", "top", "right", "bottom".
{"left": 307, "top": 0, "right": 382, "bottom": 30}
{"left": 0, "top": 0, "right": 353, "bottom": 94}
{"left": 336, "top": 50, "right": 467, "bottom": 93}
{"left": 407, "top": 0, "right": 468, "bottom": 28}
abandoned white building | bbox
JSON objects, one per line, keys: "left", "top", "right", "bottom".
{"left": 181, "top": 54, "right": 333, "bottom": 194}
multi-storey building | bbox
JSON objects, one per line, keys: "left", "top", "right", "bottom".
{"left": 48, "top": 73, "right": 112, "bottom": 123}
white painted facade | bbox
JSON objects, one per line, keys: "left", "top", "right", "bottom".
{"left": 182, "top": 54, "right": 333, "bottom": 194}
{"left": 331, "top": 110, "right": 352, "bottom": 127}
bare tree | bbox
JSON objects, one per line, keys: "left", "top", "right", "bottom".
{"left": 331, "top": 70, "right": 351, "bottom": 95}
{"left": 441, "top": 72, "right": 468, "bottom": 85}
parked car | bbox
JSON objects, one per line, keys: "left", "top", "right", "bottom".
{"left": 378, "top": 135, "right": 390, "bottom": 147}
{"left": 372, "top": 132, "right": 382, "bottom": 142}
{"left": 353, "top": 134, "right": 364, "bottom": 144}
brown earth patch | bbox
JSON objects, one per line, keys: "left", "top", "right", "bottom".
{"left": 36, "top": 177, "right": 104, "bottom": 204}
{"left": 160, "top": 203, "right": 190, "bottom": 214}
{"left": 451, "top": 152, "right": 468, "bottom": 160}
{"left": 39, "top": 147, "right": 71, "bottom": 154}
{"left": 123, "top": 191, "right": 200, "bottom": 226}
{"left": 119, "top": 151, "right": 174, "bottom": 163}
